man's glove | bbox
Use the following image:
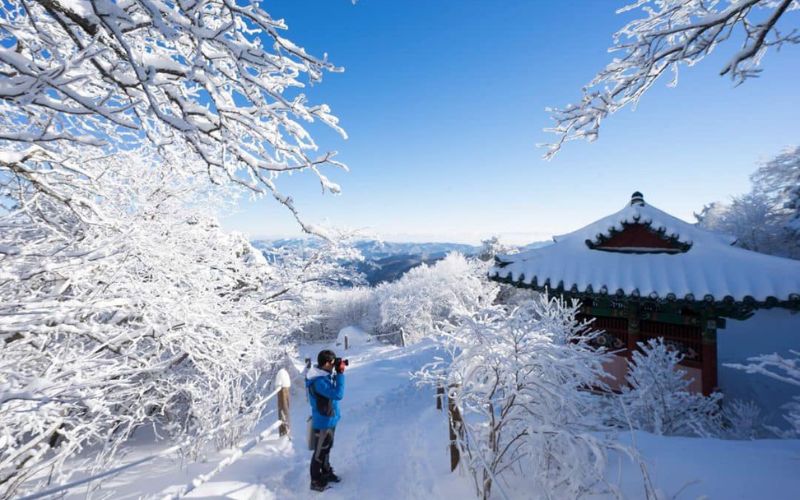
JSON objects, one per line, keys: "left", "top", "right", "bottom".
{"left": 336, "top": 359, "right": 347, "bottom": 374}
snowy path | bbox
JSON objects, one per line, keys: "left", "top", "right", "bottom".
{"left": 182, "top": 341, "right": 471, "bottom": 499}
{"left": 57, "top": 339, "right": 800, "bottom": 499}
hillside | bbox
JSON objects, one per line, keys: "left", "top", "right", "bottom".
{"left": 251, "top": 239, "right": 552, "bottom": 285}
{"left": 252, "top": 239, "right": 480, "bottom": 285}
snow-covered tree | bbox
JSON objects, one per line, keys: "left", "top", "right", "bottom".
{"left": 477, "top": 236, "right": 518, "bottom": 262}
{"left": 0, "top": 0, "right": 346, "bottom": 232}
{"left": 544, "top": 0, "right": 800, "bottom": 158}
{"left": 0, "top": 149, "right": 347, "bottom": 497}
{"left": 614, "top": 338, "right": 722, "bottom": 437}
{"left": 376, "top": 253, "right": 496, "bottom": 345}
{"left": 752, "top": 145, "right": 800, "bottom": 232}
{"left": 726, "top": 351, "right": 800, "bottom": 436}
{"left": 696, "top": 193, "right": 787, "bottom": 253}
{"left": 418, "top": 294, "right": 618, "bottom": 499}
{"left": 697, "top": 145, "right": 800, "bottom": 259}
{"left": 1, "top": 2, "right": 351, "bottom": 496}
{"left": 312, "top": 286, "right": 380, "bottom": 340}
{"left": 307, "top": 253, "right": 500, "bottom": 346}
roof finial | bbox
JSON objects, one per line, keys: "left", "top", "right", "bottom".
{"left": 631, "top": 191, "right": 645, "bottom": 206}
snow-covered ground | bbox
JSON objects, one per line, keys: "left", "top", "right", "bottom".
{"left": 49, "top": 335, "right": 800, "bottom": 499}
{"left": 54, "top": 339, "right": 471, "bottom": 499}
{"left": 177, "top": 340, "right": 472, "bottom": 499}
{"left": 610, "top": 432, "right": 800, "bottom": 499}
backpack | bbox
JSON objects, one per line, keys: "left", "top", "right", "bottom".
{"left": 307, "top": 380, "right": 333, "bottom": 450}
{"left": 308, "top": 380, "right": 334, "bottom": 417}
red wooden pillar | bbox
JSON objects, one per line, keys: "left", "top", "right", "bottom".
{"left": 702, "top": 323, "right": 718, "bottom": 396}
{"left": 626, "top": 304, "right": 640, "bottom": 355}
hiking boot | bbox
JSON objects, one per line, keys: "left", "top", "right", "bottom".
{"left": 310, "top": 480, "right": 329, "bottom": 492}
{"left": 323, "top": 470, "right": 341, "bottom": 483}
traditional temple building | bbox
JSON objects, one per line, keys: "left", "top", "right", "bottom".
{"left": 491, "top": 192, "right": 800, "bottom": 395}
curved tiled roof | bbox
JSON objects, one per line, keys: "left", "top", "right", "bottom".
{"left": 491, "top": 195, "right": 800, "bottom": 304}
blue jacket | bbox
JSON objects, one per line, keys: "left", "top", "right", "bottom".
{"left": 306, "top": 366, "right": 345, "bottom": 430}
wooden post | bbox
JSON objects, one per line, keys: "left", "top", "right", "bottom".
{"left": 344, "top": 335, "right": 349, "bottom": 350}
{"left": 447, "top": 384, "right": 463, "bottom": 472}
{"left": 274, "top": 368, "right": 291, "bottom": 437}
{"left": 436, "top": 385, "right": 444, "bottom": 410}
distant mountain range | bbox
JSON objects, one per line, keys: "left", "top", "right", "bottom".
{"left": 252, "top": 238, "right": 550, "bottom": 285}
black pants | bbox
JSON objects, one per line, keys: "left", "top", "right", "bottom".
{"left": 310, "top": 427, "right": 335, "bottom": 483}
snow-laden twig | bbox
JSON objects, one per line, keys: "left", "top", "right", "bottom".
{"left": 543, "top": 0, "right": 799, "bottom": 159}
{"left": 726, "top": 350, "right": 800, "bottom": 435}
{"left": 0, "top": 148, "right": 357, "bottom": 498}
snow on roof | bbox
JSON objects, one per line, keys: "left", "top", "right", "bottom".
{"left": 491, "top": 193, "right": 800, "bottom": 304}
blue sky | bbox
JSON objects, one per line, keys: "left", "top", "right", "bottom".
{"left": 221, "top": 0, "right": 800, "bottom": 244}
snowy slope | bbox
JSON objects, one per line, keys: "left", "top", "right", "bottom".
{"left": 609, "top": 432, "right": 800, "bottom": 499}
{"left": 51, "top": 338, "right": 800, "bottom": 499}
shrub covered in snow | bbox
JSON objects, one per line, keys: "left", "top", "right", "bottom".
{"left": 719, "top": 400, "right": 766, "bottom": 440}
{"left": 418, "top": 294, "right": 620, "bottom": 499}
{"left": 612, "top": 338, "right": 723, "bottom": 437}
{"left": 375, "top": 253, "right": 495, "bottom": 345}
{"left": 309, "top": 253, "right": 497, "bottom": 346}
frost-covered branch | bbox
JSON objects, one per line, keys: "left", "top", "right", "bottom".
{"left": 1, "top": 0, "right": 347, "bottom": 230}
{"left": 725, "top": 351, "right": 800, "bottom": 435}
{"left": 0, "top": 3, "right": 354, "bottom": 496}
{"left": 543, "top": 0, "right": 799, "bottom": 159}
{"left": 726, "top": 350, "right": 800, "bottom": 387}
{"left": 0, "top": 148, "right": 346, "bottom": 498}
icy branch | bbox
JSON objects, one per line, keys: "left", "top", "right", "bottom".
{"left": 543, "top": 0, "right": 799, "bottom": 159}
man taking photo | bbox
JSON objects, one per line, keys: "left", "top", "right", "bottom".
{"left": 305, "top": 349, "right": 346, "bottom": 492}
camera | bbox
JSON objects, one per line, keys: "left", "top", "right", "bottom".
{"left": 334, "top": 357, "right": 349, "bottom": 370}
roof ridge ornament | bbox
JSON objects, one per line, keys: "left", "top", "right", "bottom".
{"left": 631, "top": 191, "right": 645, "bottom": 206}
